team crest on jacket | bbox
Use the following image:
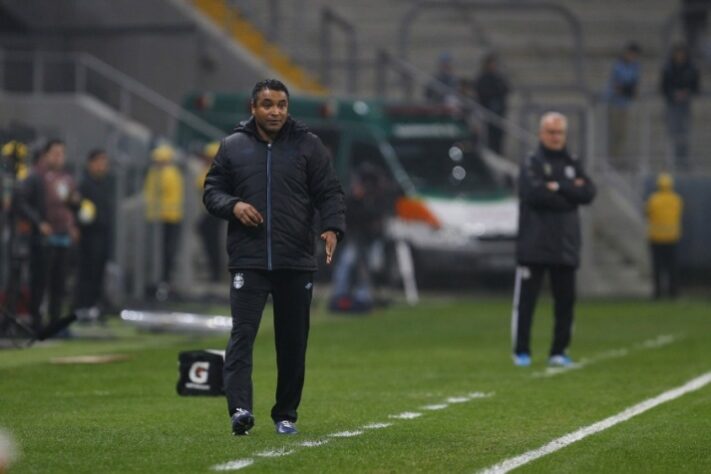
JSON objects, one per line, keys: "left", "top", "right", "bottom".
{"left": 565, "top": 166, "right": 576, "bottom": 179}
{"left": 233, "top": 273, "right": 245, "bottom": 289}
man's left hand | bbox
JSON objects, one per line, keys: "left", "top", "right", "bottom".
{"left": 320, "top": 231, "right": 338, "bottom": 265}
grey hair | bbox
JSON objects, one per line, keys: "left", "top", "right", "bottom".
{"left": 539, "top": 112, "right": 568, "bottom": 131}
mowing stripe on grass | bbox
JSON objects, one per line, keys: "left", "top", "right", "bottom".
{"left": 210, "top": 391, "right": 493, "bottom": 471}
{"left": 477, "top": 370, "right": 711, "bottom": 474}
{"left": 532, "top": 333, "right": 681, "bottom": 378}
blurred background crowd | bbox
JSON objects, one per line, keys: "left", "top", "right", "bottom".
{"left": 1, "top": 0, "right": 710, "bottom": 338}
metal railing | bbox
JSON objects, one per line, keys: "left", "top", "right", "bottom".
{"left": 374, "top": 49, "right": 538, "bottom": 160}
{"left": 0, "top": 49, "right": 227, "bottom": 303}
{"left": 398, "top": 0, "right": 589, "bottom": 95}
{"left": 0, "top": 50, "right": 224, "bottom": 143}
{"left": 320, "top": 7, "right": 359, "bottom": 95}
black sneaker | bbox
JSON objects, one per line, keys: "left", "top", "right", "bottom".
{"left": 231, "top": 408, "right": 255, "bottom": 436}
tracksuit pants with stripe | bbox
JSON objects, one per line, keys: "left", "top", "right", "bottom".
{"left": 224, "top": 269, "right": 313, "bottom": 423}
{"left": 511, "top": 264, "right": 576, "bottom": 357}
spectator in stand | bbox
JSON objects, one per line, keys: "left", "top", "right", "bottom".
{"left": 17, "top": 139, "right": 80, "bottom": 333}
{"left": 474, "top": 53, "right": 510, "bottom": 155}
{"left": 425, "top": 51, "right": 459, "bottom": 106}
{"left": 143, "top": 145, "right": 184, "bottom": 297}
{"left": 646, "top": 173, "right": 683, "bottom": 299}
{"left": 660, "top": 43, "right": 700, "bottom": 170}
{"left": 195, "top": 141, "right": 223, "bottom": 282}
{"left": 605, "top": 42, "right": 642, "bottom": 164}
{"left": 73, "top": 149, "right": 114, "bottom": 321}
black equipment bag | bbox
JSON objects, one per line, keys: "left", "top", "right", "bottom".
{"left": 176, "top": 350, "right": 225, "bottom": 396}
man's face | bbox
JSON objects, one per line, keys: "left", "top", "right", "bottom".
{"left": 539, "top": 118, "right": 567, "bottom": 151}
{"left": 673, "top": 48, "right": 687, "bottom": 64}
{"left": 45, "top": 144, "right": 66, "bottom": 170}
{"left": 624, "top": 50, "right": 639, "bottom": 63}
{"left": 251, "top": 88, "right": 288, "bottom": 138}
{"left": 89, "top": 154, "right": 109, "bottom": 177}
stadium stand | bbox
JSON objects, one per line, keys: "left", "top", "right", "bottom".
{"left": 2, "top": 0, "right": 711, "bottom": 298}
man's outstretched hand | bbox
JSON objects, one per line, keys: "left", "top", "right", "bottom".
{"left": 321, "top": 231, "right": 338, "bottom": 265}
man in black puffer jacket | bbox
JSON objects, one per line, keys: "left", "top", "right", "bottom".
{"left": 511, "top": 112, "right": 596, "bottom": 369}
{"left": 203, "top": 79, "right": 345, "bottom": 436}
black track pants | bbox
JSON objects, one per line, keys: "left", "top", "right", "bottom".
{"left": 650, "top": 243, "right": 679, "bottom": 298}
{"left": 224, "top": 269, "right": 313, "bottom": 423}
{"left": 511, "top": 264, "right": 576, "bottom": 357}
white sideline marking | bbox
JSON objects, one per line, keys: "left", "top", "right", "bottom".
{"left": 422, "top": 403, "right": 449, "bottom": 411}
{"left": 209, "top": 391, "right": 491, "bottom": 471}
{"left": 642, "top": 334, "right": 676, "bottom": 348}
{"left": 211, "top": 458, "right": 254, "bottom": 471}
{"left": 389, "top": 412, "right": 422, "bottom": 420}
{"left": 255, "top": 449, "right": 293, "bottom": 458}
{"left": 329, "top": 430, "right": 364, "bottom": 438}
{"left": 362, "top": 422, "right": 392, "bottom": 430}
{"left": 532, "top": 334, "right": 681, "bottom": 378}
{"left": 478, "top": 370, "right": 711, "bottom": 474}
{"left": 466, "top": 392, "right": 492, "bottom": 400}
{"left": 300, "top": 439, "right": 329, "bottom": 448}
{"left": 446, "top": 396, "right": 471, "bottom": 403}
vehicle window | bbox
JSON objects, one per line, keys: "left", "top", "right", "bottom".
{"left": 391, "top": 138, "right": 502, "bottom": 198}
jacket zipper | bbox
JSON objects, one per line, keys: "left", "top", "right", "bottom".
{"left": 266, "top": 143, "right": 273, "bottom": 271}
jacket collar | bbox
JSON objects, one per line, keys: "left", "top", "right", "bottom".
{"left": 233, "top": 116, "right": 309, "bottom": 143}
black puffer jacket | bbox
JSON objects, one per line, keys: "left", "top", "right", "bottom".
{"left": 516, "top": 145, "right": 596, "bottom": 267}
{"left": 203, "top": 116, "right": 346, "bottom": 271}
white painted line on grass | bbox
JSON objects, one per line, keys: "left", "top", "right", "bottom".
{"left": 329, "top": 430, "right": 364, "bottom": 438}
{"left": 642, "top": 334, "right": 676, "bottom": 348}
{"left": 389, "top": 412, "right": 422, "bottom": 420}
{"left": 446, "top": 396, "right": 471, "bottom": 403}
{"left": 478, "top": 370, "right": 711, "bottom": 474}
{"left": 467, "top": 392, "right": 493, "bottom": 400}
{"left": 255, "top": 449, "right": 293, "bottom": 458}
{"left": 211, "top": 458, "right": 254, "bottom": 471}
{"left": 209, "top": 390, "right": 492, "bottom": 471}
{"left": 362, "top": 422, "right": 393, "bottom": 430}
{"left": 300, "top": 439, "right": 330, "bottom": 448}
{"left": 421, "top": 403, "right": 449, "bottom": 411}
{"left": 532, "top": 334, "right": 681, "bottom": 378}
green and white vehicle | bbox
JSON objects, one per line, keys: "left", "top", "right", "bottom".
{"left": 180, "top": 93, "right": 518, "bottom": 281}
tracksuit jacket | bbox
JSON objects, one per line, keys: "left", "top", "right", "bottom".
{"left": 516, "top": 145, "right": 596, "bottom": 267}
{"left": 203, "top": 116, "right": 346, "bottom": 272}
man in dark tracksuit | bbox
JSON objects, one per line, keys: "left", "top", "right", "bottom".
{"left": 73, "top": 149, "right": 113, "bottom": 318}
{"left": 512, "top": 112, "right": 596, "bottom": 368}
{"left": 203, "top": 79, "right": 346, "bottom": 436}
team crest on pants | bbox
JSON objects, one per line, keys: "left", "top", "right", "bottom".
{"left": 233, "top": 273, "right": 245, "bottom": 289}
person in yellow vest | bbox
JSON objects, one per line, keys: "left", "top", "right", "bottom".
{"left": 143, "top": 145, "right": 184, "bottom": 290}
{"left": 196, "top": 141, "right": 223, "bottom": 282}
{"left": 646, "top": 172, "right": 683, "bottom": 299}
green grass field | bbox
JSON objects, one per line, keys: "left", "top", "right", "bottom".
{"left": 1, "top": 295, "right": 710, "bottom": 473}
